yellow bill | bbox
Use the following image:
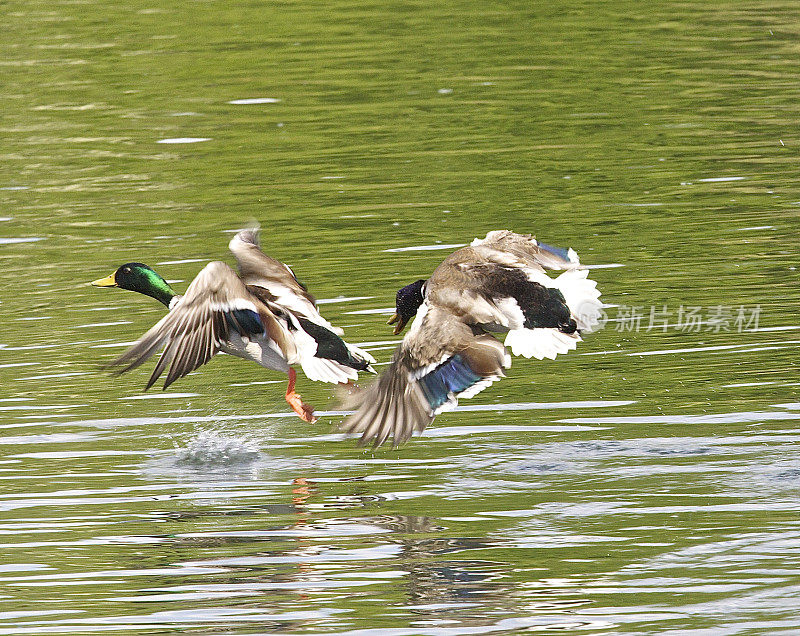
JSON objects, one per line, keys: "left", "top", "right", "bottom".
{"left": 91, "top": 273, "right": 117, "bottom": 287}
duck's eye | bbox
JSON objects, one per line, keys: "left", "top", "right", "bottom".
{"left": 123, "top": 267, "right": 130, "bottom": 273}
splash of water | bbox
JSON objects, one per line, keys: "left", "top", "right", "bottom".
{"left": 174, "top": 431, "right": 261, "bottom": 467}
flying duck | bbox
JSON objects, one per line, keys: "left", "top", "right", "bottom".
{"left": 91, "top": 227, "right": 374, "bottom": 422}
{"left": 339, "top": 230, "right": 602, "bottom": 447}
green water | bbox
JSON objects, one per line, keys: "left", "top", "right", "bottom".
{"left": 1, "top": 0, "right": 800, "bottom": 633}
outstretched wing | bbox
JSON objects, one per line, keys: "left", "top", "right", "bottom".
{"left": 228, "top": 226, "right": 349, "bottom": 336}
{"left": 429, "top": 232, "right": 603, "bottom": 356}
{"left": 229, "top": 227, "right": 376, "bottom": 384}
{"left": 229, "top": 226, "right": 317, "bottom": 310}
{"left": 340, "top": 306, "right": 509, "bottom": 448}
{"left": 473, "top": 232, "right": 603, "bottom": 331}
{"left": 106, "top": 261, "right": 276, "bottom": 389}
{"left": 471, "top": 230, "right": 581, "bottom": 271}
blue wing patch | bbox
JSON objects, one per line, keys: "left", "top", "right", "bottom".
{"left": 223, "top": 308, "right": 265, "bottom": 336}
{"left": 537, "top": 241, "right": 573, "bottom": 263}
{"left": 418, "top": 354, "right": 482, "bottom": 410}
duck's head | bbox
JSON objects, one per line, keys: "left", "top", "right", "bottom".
{"left": 91, "top": 262, "right": 176, "bottom": 308}
{"left": 387, "top": 279, "right": 426, "bottom": 335}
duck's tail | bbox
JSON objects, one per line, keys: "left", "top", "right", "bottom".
{"left": 554, "top": 268, "right": 603, "bottom": 332}
{"left": 504, "top": 328, "right": 580, "bottom": 360}
{"left": 292, "top": 318, "right": 375, "bottom": 383}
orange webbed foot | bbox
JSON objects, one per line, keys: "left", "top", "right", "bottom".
{"left": 286, "top": 391, "right": 317, "bottom": 423}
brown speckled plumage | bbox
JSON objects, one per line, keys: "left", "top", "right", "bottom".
{"left": 340, "top": 230, "right": 602, "bottom": 448}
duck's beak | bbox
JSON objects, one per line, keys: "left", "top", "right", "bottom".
{"left": 91, "top": 273, "right": 117, "bottom": 287}
{"left": 387, "top": 312, "right": 407, "bottom": 335}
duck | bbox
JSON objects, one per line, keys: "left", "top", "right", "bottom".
{"left": 91, "top": 227, "right": 375, "bottom": 422}
{"left": 339, "top": 230, "right": 603, "bottom": 447}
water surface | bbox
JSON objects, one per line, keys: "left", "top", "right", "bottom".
{"left": 1, "top": 0, "right": 800, "bottom": 633}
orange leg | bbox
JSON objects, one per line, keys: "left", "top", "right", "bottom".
{"left": 285, "top": 368, "right": 317, "bottom": 423}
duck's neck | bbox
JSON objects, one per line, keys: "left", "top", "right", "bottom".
{"left": 146, "top": 287, "right": 176, "bottom": 309}
{"left": 139, "top": 273, "right": 177, "bottom": 308}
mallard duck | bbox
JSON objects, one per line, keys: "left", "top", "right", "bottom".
{"left": 91, "top": 227, "right": 374, "bottom": 422}
{"left": 340, "top": 230, "right": 603, "bottom": 447}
